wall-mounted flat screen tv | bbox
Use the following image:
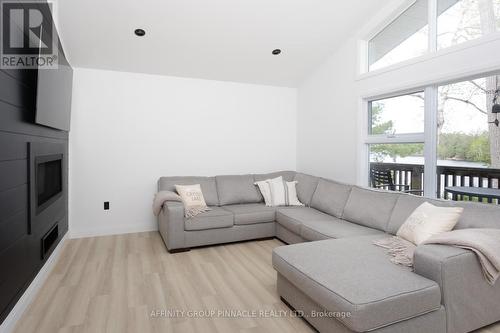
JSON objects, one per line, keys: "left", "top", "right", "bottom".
{"left": 35, "top": 61, "right": 73, "bottom": 131}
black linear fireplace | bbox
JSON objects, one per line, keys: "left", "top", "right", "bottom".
{"left": 36, "top": 154, "right": 63, "bottom": 214}
{"left": 29, "top": 142, "right": 66, "bottom": 258}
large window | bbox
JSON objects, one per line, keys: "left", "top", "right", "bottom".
{"left": 367, "top": 0, "right": 500, "bottom": 72}
{"left": 366, "top": 74, "right": 500, "bottom": 203}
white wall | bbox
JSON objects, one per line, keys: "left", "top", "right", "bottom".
{"left": 69, "top": 68, "right": 297, "bottom": 237}
{"left": 297, "top": 33, "right": 500, "bottom": 184}
{"left": 297, "top": 40, "right": 360, "bottom": 183}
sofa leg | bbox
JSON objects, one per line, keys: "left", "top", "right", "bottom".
{"left": 168, "top": 248, "right": 191, "bottom": 254}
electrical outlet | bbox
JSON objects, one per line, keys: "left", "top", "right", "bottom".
{"left": 104, "top": 202, "right": 110, "bottom": 210}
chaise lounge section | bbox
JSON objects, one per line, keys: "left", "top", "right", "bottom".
{"left": 156, "top": 171, "right": 500, "bottom": 332}
{"left": 274, "top": 237, "right": 446, "bottom": 333}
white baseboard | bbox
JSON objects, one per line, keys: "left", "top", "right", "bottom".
{"left": 0, "top": 234, "right": 68, "bottom": 333}
{"left": 69, "top": 224, "right": 158, "bottom": 239}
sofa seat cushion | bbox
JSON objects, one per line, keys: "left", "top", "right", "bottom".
{"left": 223, "top": 204, "right": 276, "bottom": 225}
{"left": 272, "top": 236, "right": 441, "bottom": 332}
{"left": 276, "top": 207, "right": 334, "bottom": 235}
{"left": 184, "top": 207, "right": 233, "bottom": 231}
{"left": 300, "top": 218, "right": 384, "bottom": 241}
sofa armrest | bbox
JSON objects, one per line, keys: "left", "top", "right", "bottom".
{"left": 158, "top": 201, "right": 185, "bottom": 251}
{"left": 414, "top": 244, "right": 500, "bottom": 333}
{"left": 159, "top": 190, "right": 180, "bottom": 198}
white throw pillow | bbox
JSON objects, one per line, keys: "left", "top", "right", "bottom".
{"left": 255, "top": 177, "right": 305, "bottom": 207}
{"left": 267, "top": 176, "right": 287, "bottom": 206}
{"left": 260, "top": 177, "right": 304, "bottom": 207}
{"left": 174, "top": 184, "right": 210, "bottom": 218}
{"left": 397, "top": 202, "right": 463, "bottom": 245}
{"left": 285, "top": 181, "right": 303, "bottom": 206}
{"left": 254, "top": 180, "right": 273, "bottom": 206}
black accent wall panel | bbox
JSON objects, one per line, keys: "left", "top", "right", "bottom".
{"left": 0, "top": 160, "right": 27, "bottom": 191}
{"left": 0, "top": 71, "right": 34, "bottom": 107}
{"left": 0, "top": 0, "right": 70, "bottom": 322}
{"left": 0, "top": 185, "right": 27, "bottom": 221}
{"left": 0, "top": 67, "right": 69, "bottom": 323}
{"left": 0, "top": 132, "right": 30, "bottom": 161}
{"left": 0, "top": 211, "right": 28, "bottom": 252}
{"left": 0, "top": 235, "right": 39, "bottom": 314}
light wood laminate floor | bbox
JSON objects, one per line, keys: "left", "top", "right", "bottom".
{"left": 14, "top": 232, "right": 500, "bottom": 333}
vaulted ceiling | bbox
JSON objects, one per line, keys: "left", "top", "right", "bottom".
{"left": 58, "top": 0, "right": 387, "bottom": 87}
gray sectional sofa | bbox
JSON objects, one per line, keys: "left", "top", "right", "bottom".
{"left": 157, "top": 170, "right": 500, "bottom": 333}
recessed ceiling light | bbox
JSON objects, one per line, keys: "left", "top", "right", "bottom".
{"left": 134, "top": 29, "right": 146, "bottom": 37}
{"left": 272, "top": 49, "right": 281, "bottom": 55}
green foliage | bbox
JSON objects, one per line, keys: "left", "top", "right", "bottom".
{"left": 371, "top": 104, "right": 393, "bottom": 135}
{"left": 438, "top": 132, "right": 491, "bottom": 164}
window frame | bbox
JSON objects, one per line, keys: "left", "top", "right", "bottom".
{"left": 362, "top": 72, "right": 500, "bottom": 199}
{"left": 362, "top": 0, "right": 500, "bottom": 74}
{"left": 367, "top": 0, "right": 432, "bottom": 72}
{"left": 364, "top": 89, "right": 429, "bottom": 194}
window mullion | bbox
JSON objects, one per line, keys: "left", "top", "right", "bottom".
{"left": 424, "top": 85, "right": 438, "bottom": 198}
{"left": 365, "top": 133, "right": 425, "bottom": 144}
{"left": 359, "top": 99, "right": 370, "bottom": 187}
{"left": 428, "top": 0, "right": 438, "bottom": 53}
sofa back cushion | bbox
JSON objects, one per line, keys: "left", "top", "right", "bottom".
{"left": 293, "top": 173, "right": 319, "bottom": 206}
{"left": 310, "top": 179, "right": 352, "bottom": 218}
{"left": 388, "top": 193, "right": 500, "bottom": 234}
{"left": 387, "top": 194, "right": 428, "bottom": 234}
{"left": 158, "top": 176, "right": 219, "bottom": 206}
{"left": 343, "top": 186, "right": 399, "bottom": 231}
{"left": 450, "top": 201, "right": 500, "bottom": 230}
{"left": 254, "top": 171, "right": 296, "bottom": 182}
{"left": 216, "top": 174, "right": 262, "bottom": 205}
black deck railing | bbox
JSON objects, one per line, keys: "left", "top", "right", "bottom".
{"left": 370, "top": 162, "right": 500, "bottom": 204}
